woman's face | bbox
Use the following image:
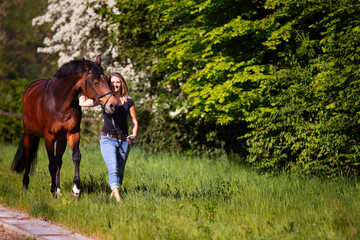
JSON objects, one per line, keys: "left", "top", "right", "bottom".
{"left": 110, "top": 76, "right": 122, "bottom": 93}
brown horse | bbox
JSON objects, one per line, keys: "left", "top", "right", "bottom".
{"left": 12, "top": 54, "right": 118, "bottom": 198}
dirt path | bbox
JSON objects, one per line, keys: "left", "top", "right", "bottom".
{"left": 0, "top": 224, "right": 26, "bottom": 240}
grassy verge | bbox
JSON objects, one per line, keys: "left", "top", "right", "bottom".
{"left": 0, "top": 141, "right": 359, "bottom": 239}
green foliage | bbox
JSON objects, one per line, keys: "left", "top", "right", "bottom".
{"left": 0, "top": 79, "right": 28, "bottom": 142}
{"left": 97, "top": 0, "right": 360, "bottom": 176}
{"left": 246, "top": 0, "right": 360, "bottom": 177}
{"left": 0, "top": 0, "right": 57, "bottom": 80}
{"left": 153, "top": 0, "right": 270, "bottom": 125}
{"left": 97, "top": 0, "right": 162, "bottom": 71}
{"left": 101, "top": 0, "right": 257, "bottom": 154}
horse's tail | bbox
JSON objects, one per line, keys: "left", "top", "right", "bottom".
{"left": 11, "top": 135, "right": 40, "bottom": 173}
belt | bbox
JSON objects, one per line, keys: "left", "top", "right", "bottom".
{"left": 101, "top": 132, "right": 125, "bottom": 140}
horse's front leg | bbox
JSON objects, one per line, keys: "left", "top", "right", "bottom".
{"left": 44, "top": 133, "right": 56, "bottom": 197}
{"left": 67, "top": 132, "right": 81, "bottom": 198}
{"left": 54, "top": 139, "right": 67, "bottom": 196}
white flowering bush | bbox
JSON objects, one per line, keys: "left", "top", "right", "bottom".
{"left": 32, "top": 0, "right": 136, "bottom": 78}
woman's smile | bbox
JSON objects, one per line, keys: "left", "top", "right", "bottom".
{"left": 111, "top": 77, "right": 122, "bottom": 93}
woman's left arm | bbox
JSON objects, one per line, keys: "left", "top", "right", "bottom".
{"left": 129, "top": 105, "right": 138, "bottom": 138}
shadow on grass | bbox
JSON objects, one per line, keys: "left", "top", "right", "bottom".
{"left": 124, "top": 179, "right": 245, "bottom": 201}
{"left": 62, "top": 172, "right": 109, "bottom": 195}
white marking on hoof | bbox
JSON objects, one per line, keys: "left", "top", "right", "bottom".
{"left": 71, "top": 185, "right": 81, "bottom": 199}
{"left": 56, "top": 188, "right": 62, "bottom": 196}
{"left": 72, "top": 185, "right": 81, "bottom": 194}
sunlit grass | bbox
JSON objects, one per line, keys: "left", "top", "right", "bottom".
{"left": 0, "top": 141, "right": 359, "bottom": 239}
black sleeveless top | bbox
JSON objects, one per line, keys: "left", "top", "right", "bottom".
{"left": 101, "top": 98, "right": 134, "bottom": 137}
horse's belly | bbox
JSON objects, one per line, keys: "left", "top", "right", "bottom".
{"left": 50, "top": 118, "right": 80, "bottom": 135}
{"left": 22, "top": 104, "right": 45, "bottom": 137}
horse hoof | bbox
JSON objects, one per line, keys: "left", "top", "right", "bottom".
{"left": 71, "top": 191, "right": 80, "bottom": 199}
{"left": 56, "top": 188, "right": 63, "bottom": 196}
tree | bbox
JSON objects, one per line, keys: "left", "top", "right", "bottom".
{"left": 246, "top": 0, "right": 360, "bottom": 177}
{"left": 100, "top": 0, "right": 250, "bottom": 153}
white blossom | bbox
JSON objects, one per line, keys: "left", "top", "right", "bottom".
{"left": 33, "top": 0, "right": 123, "bottom": 70}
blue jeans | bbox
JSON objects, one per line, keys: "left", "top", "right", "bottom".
{"left": 100, "top": 136, "right": 130, "bottom": 190}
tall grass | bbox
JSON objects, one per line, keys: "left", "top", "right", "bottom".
{"left": 0, "top": 141, "right": 359, "bottom": 239}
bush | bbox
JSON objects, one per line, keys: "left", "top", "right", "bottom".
{"left": 0, "top": 79, "right": 28, "bottom": 142}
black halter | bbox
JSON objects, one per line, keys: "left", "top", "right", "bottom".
{"left": 84, "top": 71, "right": 114, "bottom": 107}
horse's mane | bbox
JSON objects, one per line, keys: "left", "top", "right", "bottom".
{"left": 54, "top": 60, "right": 103, "bottom": 80}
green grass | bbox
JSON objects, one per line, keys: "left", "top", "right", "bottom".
{"left": 0, "top": 141, "right": 359, "bottom": 239}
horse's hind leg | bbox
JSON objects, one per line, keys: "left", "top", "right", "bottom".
{"left": 22, "top": 134, "right": 40, "bottom": 189}
{"left": 55, "top": 139, "right": 67, "bottom": 196}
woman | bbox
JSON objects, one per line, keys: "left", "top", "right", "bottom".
{"left": 79, "top": 72, "right": 138, "bottom": 202}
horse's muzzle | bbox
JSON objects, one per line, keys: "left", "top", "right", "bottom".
{"left": 109, "top": 103, "right": 117, "bottom": 113}
{"left": 104, "top": 101, "right": 118, "bottom": 114}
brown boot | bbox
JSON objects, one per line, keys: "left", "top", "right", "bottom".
{"left": 110, "top": 188, "right": 121, "bottom": 202}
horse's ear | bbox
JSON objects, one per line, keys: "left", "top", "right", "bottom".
{"left": 95, "top": 54, "right": 102, "bottom": 64}
{"left": 83, "top": 58, "right": 91, "bottom": 71}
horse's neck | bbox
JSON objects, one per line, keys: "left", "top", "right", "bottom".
{"left": 48, "top": 76, "right": 81, "bottom": 110}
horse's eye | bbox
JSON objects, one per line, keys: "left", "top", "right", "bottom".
{"left": 93, "top": 80, "right": 99, "bottom": 86}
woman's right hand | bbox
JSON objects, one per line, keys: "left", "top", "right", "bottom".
{"left": 79, "top": 93, "right": 97, "bottom": 107}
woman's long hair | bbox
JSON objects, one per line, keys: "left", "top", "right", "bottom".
{"left": 109, "top": 72, "right": 130, "bottom": 99}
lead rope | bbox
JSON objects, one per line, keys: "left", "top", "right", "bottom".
{"left": 111, "top": 116, "right": 126, "bottom": 139}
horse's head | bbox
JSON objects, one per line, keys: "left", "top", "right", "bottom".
{"left": 82, "top": 55, "right": 118, "bottom": 114}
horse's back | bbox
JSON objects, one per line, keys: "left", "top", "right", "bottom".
{"left": 24, "top": 79, "right": 48, "bottom": 99}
